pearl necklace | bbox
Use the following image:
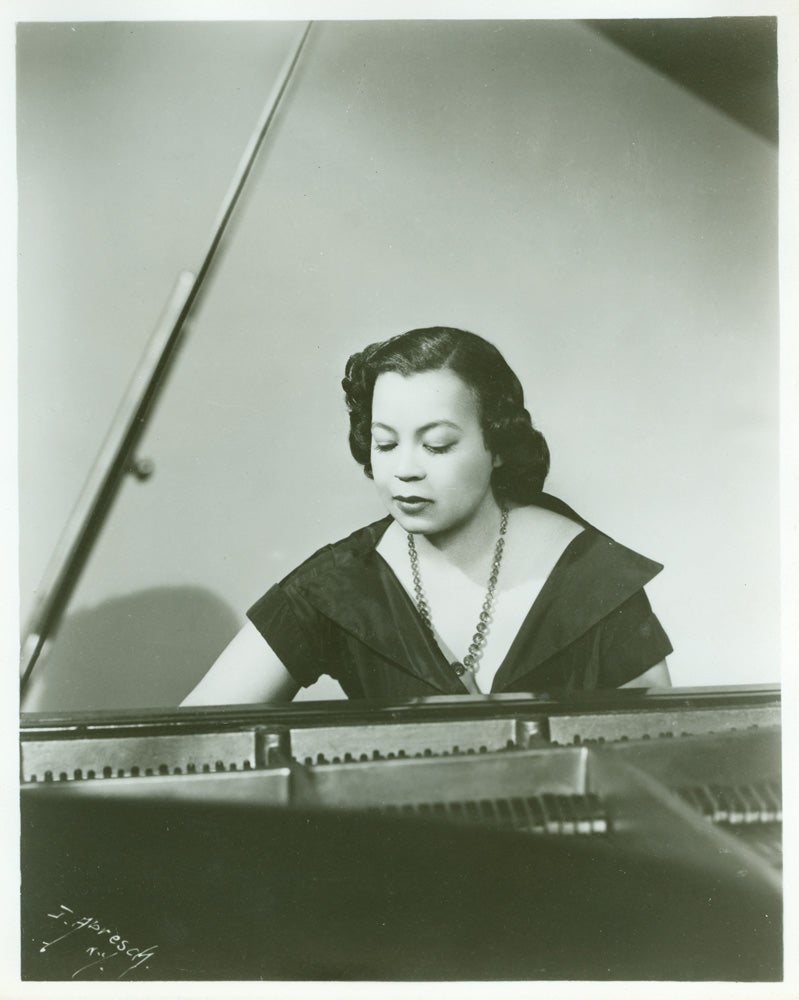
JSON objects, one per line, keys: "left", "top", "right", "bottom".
{"left": 406, "top": 507, "right": 509, "bottom": 677}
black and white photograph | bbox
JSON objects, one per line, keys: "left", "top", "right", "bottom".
{"left": 5, "top": 0, "right": 797, "bottom": 992}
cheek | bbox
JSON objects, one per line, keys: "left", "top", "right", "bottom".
{"left": 459, "top": 449, "right": 494, "bottom": 483}
{"left": 370, "top": 453, "right": 390, "bottom": 484}
{"left": 439, "top": 454, "right": 492, "bottom": 496}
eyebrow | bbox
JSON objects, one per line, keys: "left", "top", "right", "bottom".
{"left": 371, "top": 420, "right": 463, "bottom": 433}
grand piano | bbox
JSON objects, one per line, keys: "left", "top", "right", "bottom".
{"left": 20, "top": 684, "right": 782, "bottom": 981}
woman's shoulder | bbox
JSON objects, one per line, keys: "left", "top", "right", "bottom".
{"left": 514, "top": 494, "right": 664, "bottom": 586}
{"left": 510, "top": 502, "right": 585, "bottom": 544}
{"left": 527, "top": 492, "right": 590, "bottom": 527}
{"left": 276, "top": 516, "right": 393, "bottom": 590}
{"left": 500, "top": 503, "right": 584, "bottom": 588}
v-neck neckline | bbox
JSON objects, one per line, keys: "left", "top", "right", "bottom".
{"left": 375, "top": 557, "right": 474, "bottom": 694}
{"left": 374, "top": 518, "right": 588, "bottom": 694}
{"left": 290, "top": 495, "right": 664, "bottom": 696}
{"left": 488, "top": 528, "right": 591, "bottom": 691}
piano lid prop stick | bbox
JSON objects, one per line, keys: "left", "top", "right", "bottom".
{"left": 20, "top": 22, "right": 315, "bottom": 697}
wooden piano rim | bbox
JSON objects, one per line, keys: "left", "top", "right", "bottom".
{"left": 19, "top": 683, "right": 781, "bottom": 741}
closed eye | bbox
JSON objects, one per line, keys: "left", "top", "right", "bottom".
{"left": 372, "top": 441, "right": 454, "bottom": 454}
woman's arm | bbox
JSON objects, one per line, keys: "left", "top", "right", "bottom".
{"left": 180, "top": 620, "right": 300, "bottom": 706}
{"left": 620, "top": 659, "right": 671, "bottom": 689}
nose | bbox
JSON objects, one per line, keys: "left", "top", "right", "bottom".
{"left": 393, "top": 444, "right": 425, "bottom": 482}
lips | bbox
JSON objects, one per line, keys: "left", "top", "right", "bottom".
{"left": 393, "top": 495, "right": 433, "bottom": 514}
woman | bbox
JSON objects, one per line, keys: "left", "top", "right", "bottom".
{"left": 182, "top": 327, "right": 671, "bottom": 705}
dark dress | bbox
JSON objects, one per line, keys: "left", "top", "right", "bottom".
{"left": 247, "top": 494, "right": 672, "bottom": 700}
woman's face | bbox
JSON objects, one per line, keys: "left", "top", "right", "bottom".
{"left": 370, "top": 368, "right": 499, "bottom": 537}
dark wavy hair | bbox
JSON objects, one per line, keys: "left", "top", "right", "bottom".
{"left": 342, "top": 327, "right": 550, "bottom": 505}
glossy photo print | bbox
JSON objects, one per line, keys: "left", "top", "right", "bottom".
{"left": 10, "top": 9, "right": 791, "bottom": 991}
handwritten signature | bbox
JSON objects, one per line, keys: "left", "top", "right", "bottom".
{"left": 40, "top": 903, "right": 158, "bottom": 979}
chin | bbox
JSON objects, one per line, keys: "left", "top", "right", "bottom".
{"left": 412, "top": 515, "right": 464, "bottom": 539}
{"left": 393, "top": 513, "right": 436, "bottom": 534}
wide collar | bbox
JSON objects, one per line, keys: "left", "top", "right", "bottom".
{"left": 491, "top": 528, "right": 664, "bottom": 691}
{"left": 292, "top": 498, "right": 664, "bottom": 694}
{"left": 297, "top": 519, "right": 469, "bottom": 694}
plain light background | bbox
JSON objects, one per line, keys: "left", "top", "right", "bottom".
{"left": 17, "top": 19, "right": 779, "bottom": 709}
